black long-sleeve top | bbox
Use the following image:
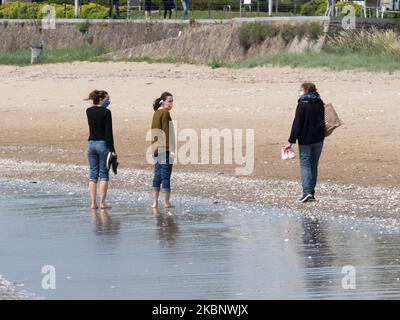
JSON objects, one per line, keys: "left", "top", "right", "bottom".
{"left": 86, "top": 106, "right": 115, "bottom": 152}
{"left": 288, "top": 100, "right": 325, "bottom": 145}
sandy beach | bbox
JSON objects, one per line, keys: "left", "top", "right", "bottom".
{"left": 0, "top": 61, "right": 399, "bottom": 188}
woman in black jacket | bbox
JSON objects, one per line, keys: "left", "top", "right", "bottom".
{"left": 284, "top": 83, "right": 325, "bottom": 203}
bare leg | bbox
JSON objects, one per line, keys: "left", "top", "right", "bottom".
{"left": 152, "top": 191, "right": 159, "bottom": 208}
{"left": 164, "top": 192, "right": 173, "bottom": 208}
{"left": 99, "top": 181, "right": 111, "bottom": 209}
{"left": 89, "top": 181, "right": 97, "bottom": 209}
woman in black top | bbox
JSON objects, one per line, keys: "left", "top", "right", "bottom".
{"left": 86, "top": 90, "right": 117, "bottom": 210}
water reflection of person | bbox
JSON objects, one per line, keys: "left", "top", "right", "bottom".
{"left": 302, "top": 217, "right": 326, "bottom": 259}
{"left": 91, "top": 209, "right": 120, "bottom": 235}
{"left": 153, "top": 208, "right": 179, "bottom": 246}
{"left": 301, "top": 216, "right": 335, "bottom": 297}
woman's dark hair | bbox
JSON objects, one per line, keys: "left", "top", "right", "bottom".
{"left": 87, "top": 90, "right": 108, "bottom": 105}
{"left": 153, "top": 91, "right": 173, "bottom": 111}
{"left": 301, "top": 83, "right": 317, "bottom": 93}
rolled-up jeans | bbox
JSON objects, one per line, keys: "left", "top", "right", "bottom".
{"left": 299, "top": 141, "right": 324, "bottom": 196}
{"left": 152, "top": 151, "right": 173, "bottom": 193}
{"left": 88, "top": 140, "right": 110, "bottom": 183}
{"left": 181, "top": 0, "right": 190, "bottom": 20}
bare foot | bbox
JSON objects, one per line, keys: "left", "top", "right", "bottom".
{"left": 100, "top": 203, "right": 112, "bottom": 210}
{"left": 152, "top": 202, "right": 158, "bottom": 208}
{"left": 91, "top": 204, "right": 98, "bottom": 209}
{"left": 164, "top": 203, "right": 174, "bottom": 208}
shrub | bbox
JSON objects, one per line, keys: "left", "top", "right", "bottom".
{"left": 307, "top": 22, "right": 324, "bottom": 40}
{"left": 324, "top": 27, "right": 400, "bottom": 59}
{"left": 295, "top": 23, "right": 308, "bottom": 41}
{"left": 80, "top": 2, "right": 109, "bottom": 19}
{"left": 78, "top": 21, "right": 90, "bottom": 34}
{"left": 239, "top": 23, "right": 281, "bottom": 50}
{"left": 239, "top": 22, "right": 325, "bottom": 50}
{"left": 264, "top": 24, "right": 280, "bottom": 38}
{"left": 334, "top": 2, "right": 363, "bottom": 17}
{"left": 239, "top": 24, "right": 252, "bottom": 50}
{"left": 0, "top": 2, "right": 111, "bottom": 19}
{"left": 251, "top": 22, "right": 268, "bottom": 44}
{"left": 32, "top": 0, "right": 242, "bottom": 11}
{"left": 239, "top": 23, "right": 258, "bottom": 50}
{"left": 280, "top": 24, "right": 297, "bottom": 44}
{"left": 300, "top": 0, "right": 361, "bottom": 16}
{"left": 54, "top": 4, "right": 75, "bottom": 18}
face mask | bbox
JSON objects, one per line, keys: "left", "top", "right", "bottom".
{"left": 102, "top": 99, "right": 110, "bottom": 108}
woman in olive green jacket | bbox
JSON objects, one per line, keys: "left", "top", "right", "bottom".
{"left": 151, "top": 91, "right": 175, "bottom": 208}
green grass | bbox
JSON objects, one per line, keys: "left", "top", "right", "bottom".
{"left": 2, "top": 45, "right": 400, "bottom": 74}
{"left": 229, "top": 51, "right": 400, "bottom": 73}
{"left": 3, "top": 48, "right": 400, "bottom": 73}
{"left": 173, "top": 10, "right": 297, "bottom": 20}
{"left": 0, "top": 46, "right": 109, "bottom": 65}
{"left": 0, "top": 50, "right": 31, "bottom": 65}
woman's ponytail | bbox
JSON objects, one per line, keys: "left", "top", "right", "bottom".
{"left": 153, "top": 91, "right": 172, "bottom": 111}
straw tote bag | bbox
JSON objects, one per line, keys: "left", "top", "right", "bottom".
{"left": 324, "top": 103, "right": 343, "bottom": 137}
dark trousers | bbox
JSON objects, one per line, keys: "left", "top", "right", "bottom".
{"left": 164, "top": 9, "right": 172, "bottom": 19}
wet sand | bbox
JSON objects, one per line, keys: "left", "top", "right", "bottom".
{"left": 1, "top": 159, "right": 399, "bottom": 225}
{"left": 1, "top": 178, "right": 400, "bottom": 300}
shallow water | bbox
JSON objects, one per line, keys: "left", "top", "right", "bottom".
{"left": 1, "top": 179, "right": 400, "bottom": 300}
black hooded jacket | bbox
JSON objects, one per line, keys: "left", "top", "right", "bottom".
{"left": 288, "top": 92, "right": 325, "bottom": 145}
